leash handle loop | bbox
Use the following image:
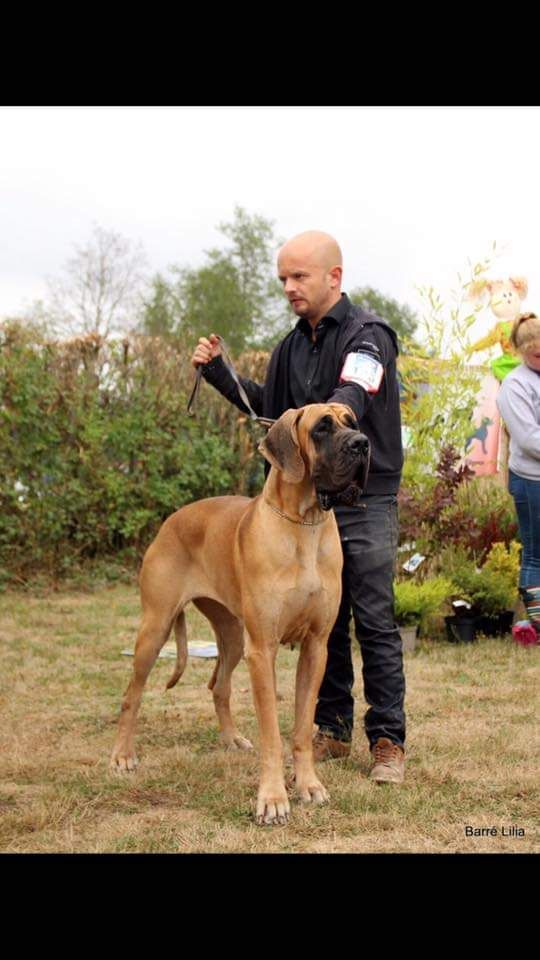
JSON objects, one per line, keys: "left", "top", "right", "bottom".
{"left": 186, "top": 365, "right": 202, "bottom": 417}
{"left": 187, "top": 335, "right": 275, "bottom": 428}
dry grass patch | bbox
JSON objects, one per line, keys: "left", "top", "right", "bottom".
{"left": 0, "top": 582, "right": 538, "bottom": 853}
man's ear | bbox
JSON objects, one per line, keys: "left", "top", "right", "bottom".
{"left": 258, "top": 408, "right": 305, "bottom": 483}
{"left": 328, "top": 265, "right": 343, "bottom": 289}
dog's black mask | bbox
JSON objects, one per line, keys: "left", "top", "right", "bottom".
{"left": 317, "top": 483, "right": 364, "bottom": 511}
{"left": 311, "top": 413, "right": 371, "bottom": 511}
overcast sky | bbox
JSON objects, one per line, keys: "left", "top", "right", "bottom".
{"left": 2, "top": 105, "right": 539, "bottom": 341}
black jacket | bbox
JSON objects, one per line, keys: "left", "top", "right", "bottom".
{"left": 201, "top": 295, "right": 403, "bottom": 495}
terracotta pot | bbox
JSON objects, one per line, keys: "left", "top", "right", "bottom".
{"left": 400, "top": 624, "right": 418, "bottom": 652}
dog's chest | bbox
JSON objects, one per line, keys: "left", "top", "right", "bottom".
{"left": 273, "top": 550, "right": 333, "bottom": 643}
{"left": 289, "top": 557, "right": 323, "bottom": 601}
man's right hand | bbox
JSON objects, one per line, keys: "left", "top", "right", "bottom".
{"left": 191, "top": 334, "right": 222, "bottom": 368}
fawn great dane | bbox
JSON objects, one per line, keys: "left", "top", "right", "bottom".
{"left": 110, "top": 402, "right": 370, "bottom": 825}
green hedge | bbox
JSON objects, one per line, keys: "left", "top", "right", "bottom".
{"left": 0, "top": 322, "right": 267, "bottom": 580}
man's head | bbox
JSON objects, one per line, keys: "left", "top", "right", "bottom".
{"left": 277, "top": 231, "right": 343, "bottom": 327}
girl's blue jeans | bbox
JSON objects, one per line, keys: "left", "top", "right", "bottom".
{"left": 508, "top": 469, "right": 540, "bottom": 589}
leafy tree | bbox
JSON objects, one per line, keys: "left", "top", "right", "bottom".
{"left": 174, "top": 253, "right": 255, "bottom": 355}
{"left": 349, "top": 285, "right": 419, "bottom": 343}
{"left": 140, "top": 206, "right": 291, "bottom": 354}
{"left": 139, "top": 273, "right": 181, "bottom": 339}
{"left": 216, "top": 206, "right": 289, "bottom": 348}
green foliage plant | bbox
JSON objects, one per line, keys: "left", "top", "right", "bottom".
{"left": 437, "top": 477, "right": 518, "bottom": 562}
{"left": 393, "top": 576, "right": 454, "bottom": 629}
{"left": 482, "top": 540, "right": 521, "bottom": 590}
{"left": 438, "top": 542, "right": 519, "bottom": 617}
{"left": 0, "top": 322, "right": 243, "bottom": 581}
{"left": 399, "top": 461, "right": 519, "bottom": 564}
{"left": 400, "top": 250, "right": 497, "bottom": 493}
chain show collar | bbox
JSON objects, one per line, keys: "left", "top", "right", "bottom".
{"left": 263, "top": 496, "right": 329, "bottom": 526}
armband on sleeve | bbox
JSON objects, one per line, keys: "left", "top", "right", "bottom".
{"left": 339, "top": 352, "right": 384, "bottom": 394}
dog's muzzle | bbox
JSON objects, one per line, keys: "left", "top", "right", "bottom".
{"left": 316, "top": 434, "right": 371, "bottom": 511}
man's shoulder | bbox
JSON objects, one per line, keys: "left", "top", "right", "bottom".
{"left": 342, "top": 304, "right": 399, "bottom": 353}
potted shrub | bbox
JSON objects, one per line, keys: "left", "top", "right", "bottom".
{"left": 399, "top": 465, "right": 518, "bottom": 572}
{"left": 444, "top": 542, "right": 519, "bottom": 642}
{"left": 393, "top": 581, "right": 421, "bottom": 652}
{"left": 394, "top": 577, "right": 454, "bottom": 652}
{"left": 481, "top": 541, "right": 521, "bottom": 635}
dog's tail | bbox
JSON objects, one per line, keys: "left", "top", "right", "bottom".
{"left": 165, "top": 609, "right": 188, "bottom": 690}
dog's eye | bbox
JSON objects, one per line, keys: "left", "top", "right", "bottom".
{"left": 312, "top": 416, "right": 333, "bottom": 437}
{"left": 344, "top": 415, "right": 358, "bottom": 429}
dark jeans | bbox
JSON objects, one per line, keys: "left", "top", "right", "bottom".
{"left": 314, "top": 494, "right": 406, "bottom": 750}
{"left": 508, "top": 469, "right": 540, "bottom": 589}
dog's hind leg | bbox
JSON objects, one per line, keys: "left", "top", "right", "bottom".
{"left": 110, "top": 547, "right": 184, "bottom": 773}
{"left": 110, "top": 604, "right": 179, "bottom": 772}
{"left": 193, "top": 597, "right": 253, "bottom": 751}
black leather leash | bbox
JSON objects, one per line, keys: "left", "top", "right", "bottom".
{"left": 187, "top": 338, "right": 369, "bottom": 511}
{"left": 187, "top": 335, "right": 276, "bottom": 429}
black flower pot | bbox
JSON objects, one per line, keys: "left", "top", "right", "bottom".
{"left": 478, "top": 611, "right": 515, "bottom": 637}
{"left": 445, "top": 615, "right": 477, "bottom": 644}
{"left": 478, "top": 615, "right": 499, "bottom": 637}
{"left": 445, "top": 610, "right": 515, "bottom": 642}
{"left": 497, "top": 610, "right": 515, "bottom": 635}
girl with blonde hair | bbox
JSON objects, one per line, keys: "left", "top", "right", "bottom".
{"left": 497, "top": 312, "right": 540, "bottom": 633}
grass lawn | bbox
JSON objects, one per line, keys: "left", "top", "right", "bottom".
{"left": 0, "top": 581, "right": 538, "bottom": 853}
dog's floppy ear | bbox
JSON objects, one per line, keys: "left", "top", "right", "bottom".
{"left": 258, "top": 408, "right": 305, "bottom": 483}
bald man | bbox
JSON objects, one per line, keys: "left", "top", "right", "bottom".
{"left": 192, "top": 230, "right": 406, "bottom": 784}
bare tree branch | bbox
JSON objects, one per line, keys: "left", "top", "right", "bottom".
{"left": 39, "top": 225, "right": 149, "bottom": 338}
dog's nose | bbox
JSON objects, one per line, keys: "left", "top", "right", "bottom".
{"left": 349, "top": 435, "right": 370, "bottom": 456}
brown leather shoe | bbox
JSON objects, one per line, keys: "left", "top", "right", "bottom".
{"left": 312, "top": 730, "right": 351, "bottom": 762}
{"left": 369, "top": 737, "right": 405, "bottom": 783}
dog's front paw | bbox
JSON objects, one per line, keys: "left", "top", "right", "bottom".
{"left": 295, "top": 776, "right": 330, "bottom": 805}
{"left": 255, "top": 785, "right": 290, "bottom": 826}
{"left": 221, "top": 732, "right": 254, "bottom": 751}
{"left": 110, "top": 746, "right": 139, "bottom": 773}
